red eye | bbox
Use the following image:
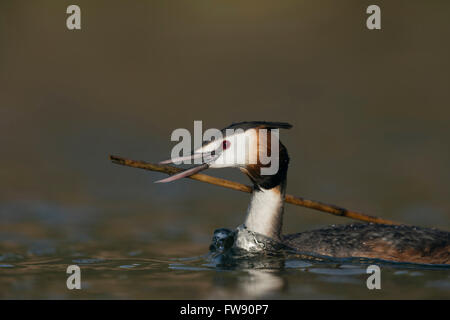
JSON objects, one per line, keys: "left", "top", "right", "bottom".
{"left": 222, "top": 140, "right": 230, "bottom": 150}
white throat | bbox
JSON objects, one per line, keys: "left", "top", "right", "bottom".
{"left": 244, "top": 185, "right": 285, "bottom": 240}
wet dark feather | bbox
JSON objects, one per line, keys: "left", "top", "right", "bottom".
{"left": 283, "top": 223, "right": 450, "bottom": 264}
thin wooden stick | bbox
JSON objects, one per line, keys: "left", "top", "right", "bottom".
{"left": 109, "top": 155, "right": 401, "bottom": 225}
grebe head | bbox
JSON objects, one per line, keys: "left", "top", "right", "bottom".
{"left": 156, "top": 121, "right": 292, "bottom": 189}
{"left": 157, "top": 121, "right": 292, "bottom": 243}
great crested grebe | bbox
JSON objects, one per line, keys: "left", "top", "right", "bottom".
{"left": 158, "top": 121, "right": 450, "bottom": 265}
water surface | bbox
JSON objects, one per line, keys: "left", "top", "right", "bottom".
{"left": 1, "top": 203, "right": 449, "bottom": 299}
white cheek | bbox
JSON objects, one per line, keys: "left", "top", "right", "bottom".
{"left": 205, "top": 130, "right": 258, "bottom": 167}
{"left": 195, "top": 140, "right": 221, "bottom": 153}
{"left": 209, "top": 150, "right": 239, "bottom": 168}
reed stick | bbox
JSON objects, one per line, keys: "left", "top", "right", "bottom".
{"left": 109, "top": 155, "right": 400, "bottom": 225}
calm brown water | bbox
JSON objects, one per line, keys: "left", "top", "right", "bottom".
{"left": 1, "top": 1, "right": 450, "bottom": 299}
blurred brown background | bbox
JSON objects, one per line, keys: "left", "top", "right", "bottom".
{"left": 1, "top": 0, "right": 449, "bottom": 246}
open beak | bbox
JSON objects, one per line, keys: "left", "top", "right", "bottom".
{"left": 155, "top": 151, "right": 219, "bottom": 183}
{"left": 158, "top": 153, "right": 203, "bottom": 165}
{"left": 154, "top": 163, "right": 209, "bottom": 183}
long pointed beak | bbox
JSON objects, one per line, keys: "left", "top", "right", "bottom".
{"left": 159, "top": 153, "right": 203, "bottom": 165}
{"left": 156, "top": 146, "right": 223, "bottom": 183}
{"left": 154, "top": 163, "right": 209, "bottom": 183}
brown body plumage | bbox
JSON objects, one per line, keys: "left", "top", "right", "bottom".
{"left": 283, "top": 223, "right": 449, "bottom": 264}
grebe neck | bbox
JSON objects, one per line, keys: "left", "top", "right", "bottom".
{"left": 240, "top": 141, "right": 289, "bottom": 241}
{"left": 244, "top": 182, "right": 286, "bottom": 240}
